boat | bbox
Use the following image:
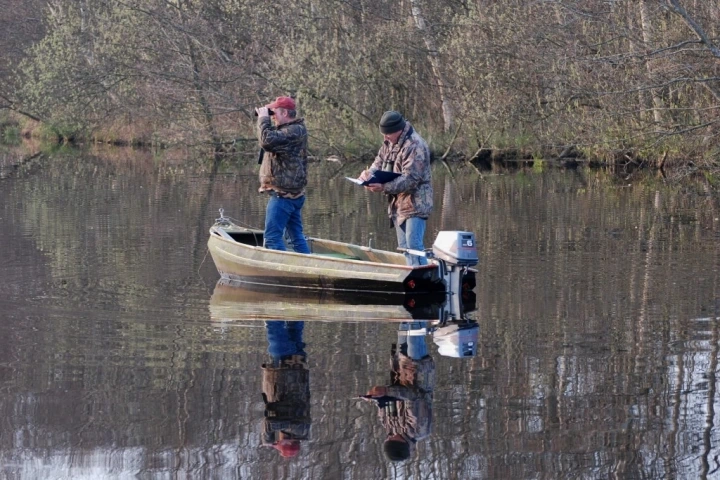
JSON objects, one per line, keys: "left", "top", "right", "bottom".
{"left": 207, "top": 213, "right": 478, "bottom": 296}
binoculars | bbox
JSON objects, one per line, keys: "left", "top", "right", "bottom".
{"left": 253, "top": 108, "right": 274, "bottom": 117}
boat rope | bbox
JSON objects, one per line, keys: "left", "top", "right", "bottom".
{"left": 214, "top": 207, "right": 264, "bottom": 247}
{"left": 226, "top": 215, "right": 261, "bottom": 231}
{"left": 197, "top": 247, "right": 212, "bottom": 293}
{"left": 215, "top": 207, "right": 261, "bottom": 231}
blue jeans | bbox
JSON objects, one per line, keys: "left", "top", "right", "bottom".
{"left": 265, "top": 321, "right": 306, "bottom": 363}
{"left": 397, "top": 321, "right": 429, "bottom": 360}
{"left": 394, "top": 217, "right": 428, "bottom": 266}
{"left": 265, "top": 194, "right": 310, "bottom": 253}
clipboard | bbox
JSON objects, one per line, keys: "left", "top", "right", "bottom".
{"left": 345, "top": 170, "right": 401, "bottom": 186}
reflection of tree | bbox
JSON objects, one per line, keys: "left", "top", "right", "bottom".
{"left": 190, "top": 157, "right": 220, "bottom": 275}
{"left": 701, "top": 306, "right": 718, "bottom": 477}
{"left": 700, "top": 181, "right": 720, "bottom": 478}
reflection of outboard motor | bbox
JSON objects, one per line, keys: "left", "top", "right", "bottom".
{"left": 431, "top": 232, "right": 478, "bottom": 321}
{"left": 432, "top": 321, "right": 479, "bottom": 358}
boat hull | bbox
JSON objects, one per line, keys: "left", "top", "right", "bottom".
{"left": 207, "top": 225, "right": 456, "bottom": 294}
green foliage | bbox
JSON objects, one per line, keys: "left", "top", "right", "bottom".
{"left": 531, "top": 160, "right": 546, "bottom": 173}
{"left": 703, "top": 172, "right": 719, "bottom": 187}
{"left": 1, "top": 0, "right": 718, "bottom": 170}
{"left": 1, "top": 125, "right": 21, "bottom": 145}
{"left": 33, "top": 123, "right": 63, "bottom": 143}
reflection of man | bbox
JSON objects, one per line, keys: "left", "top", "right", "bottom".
{"left": 261, "top": 321, "right": 310, "bottom": 458}
{"left": 361, "top": 322, "right": 435, "bottom": 462}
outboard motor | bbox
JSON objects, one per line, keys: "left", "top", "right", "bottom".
{"left": 432, "top": 231, "right": 478, "bottom": 267}
{"left": 431, "top": 231, "right": 478, "bottom": 320}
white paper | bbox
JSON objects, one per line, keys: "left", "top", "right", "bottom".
{"left": 345, "top": 177, "right": 366, "bottom": 185}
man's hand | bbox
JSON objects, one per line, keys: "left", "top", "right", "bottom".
{"left": 255, "top": 106, "right": 270, "bottom": 117}
{"left": 367, "top": 386, "right": 387, "bottom": 397}
{"left": 358, "top": 170, "right": 383, "bottom": 191}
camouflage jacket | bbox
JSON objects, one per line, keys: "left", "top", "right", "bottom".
{"left": 377, "top": 353, "right": 434, "bottom": 441}
{"left": 257, "top": 117, "right": 308, "bottom": 197}
{"left": 261, "top": 364, "right": 311, "bottom": 444}
{"left": 369, "top": 122, "right": 433, "bottom": 226}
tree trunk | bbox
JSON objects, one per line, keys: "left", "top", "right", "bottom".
{"left": 409, "top": 0, "right": 454, "bottom": 132}
{"left": 176, "top": 0, "right": 221, "bottom": 150}
{"left": 638, "top": 0, "right": 663, "bottom": 127}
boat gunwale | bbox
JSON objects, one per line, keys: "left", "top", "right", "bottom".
{"left": 209, "top": 225, "right": 438, "bottom": 272}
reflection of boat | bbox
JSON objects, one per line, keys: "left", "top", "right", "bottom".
{"left": 208, "top": 217, "right": 477, "bottom": 295}
{"left": 209, "top": 279, "right": 476, "bottom": 322}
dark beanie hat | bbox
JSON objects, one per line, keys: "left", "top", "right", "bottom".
{"left": 383, "top": 438, "right": 411, "bottom": 461}
{"left": 379, "top": 111, "right": 406, "bottom": 134}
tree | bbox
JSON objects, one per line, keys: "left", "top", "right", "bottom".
{"left": 0, "top": 0, "right": 46, "bottom": 121}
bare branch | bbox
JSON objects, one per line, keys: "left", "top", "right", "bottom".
{"left": 665, "top": 0, "right": 720, "bottom": 58}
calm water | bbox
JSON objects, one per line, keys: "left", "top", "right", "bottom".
{"left": 1, "top": 146, "right": 719, "bottom": 479}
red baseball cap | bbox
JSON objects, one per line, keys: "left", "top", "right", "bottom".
{"left": 273, "top": 439, "right": 301, "bottom": 457}
{"left": 267, "top": 96, "right": 296, "bottom": 110}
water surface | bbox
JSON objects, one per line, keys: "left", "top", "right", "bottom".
{"left": 1, "top": 147, "right": 719, "bottom": 479}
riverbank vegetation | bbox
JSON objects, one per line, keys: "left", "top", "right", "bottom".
{"left": 1, "top": 1, "right": 719, "bottom": 171}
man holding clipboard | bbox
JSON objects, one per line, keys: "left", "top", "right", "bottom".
{"left": 354, "top": 111, "right": 433, "bottom": 266}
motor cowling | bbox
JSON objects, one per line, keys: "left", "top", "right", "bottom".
{"left": 432, "top": 231, "right": 478, "bottom": 267}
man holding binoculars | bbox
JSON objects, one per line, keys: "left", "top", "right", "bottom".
{"left": 254, "top": 96, "right": 311, "bottom": 253}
